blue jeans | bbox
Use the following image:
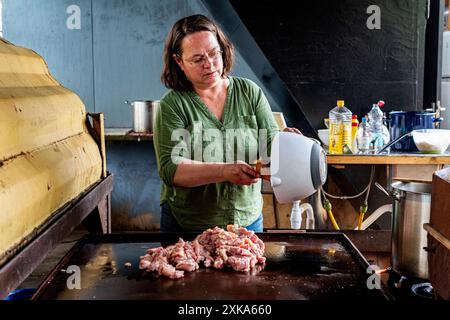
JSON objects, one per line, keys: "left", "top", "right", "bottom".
{"left": 160, "top": 202, "right": 184, "bottom": 232}
{"left": 160, "top": 202, "right": 264, "bottom": 232}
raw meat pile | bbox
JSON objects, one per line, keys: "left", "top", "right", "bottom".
{"left": 139, "top": 225, "right": 266, "bottom": 279}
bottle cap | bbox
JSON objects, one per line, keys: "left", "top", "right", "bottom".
{"left": 352, "top": 115, "right": 358, "bottom": 119}
{"left": 337, "top": 100, "right": 344, "bottom": 107}
{"left": 377, "top": 100, "right": 385, "bottom": 107}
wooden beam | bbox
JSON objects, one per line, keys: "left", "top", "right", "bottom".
{"left": 87, "top": 113, "right": 107, "bottom": 178}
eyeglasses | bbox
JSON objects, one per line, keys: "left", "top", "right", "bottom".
{"left": 183, "top": 48, "right": 223, "bottom": 67}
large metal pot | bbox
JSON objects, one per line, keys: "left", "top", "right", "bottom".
{"left": 378, "top": 181, "right": 431, "bottom": 279}
{"left": 124, "top": 100, "right": 159, "bottom": 133}
{"left": 389, "top": 111, "right": 441, "bottom": 151}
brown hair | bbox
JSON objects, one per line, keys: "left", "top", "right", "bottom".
{"left": 161, "top": 14, "right": 234, "bottom": 91}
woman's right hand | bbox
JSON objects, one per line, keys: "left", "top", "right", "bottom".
{"left": 222, "top": 161, "right": 260, "bottom": 185}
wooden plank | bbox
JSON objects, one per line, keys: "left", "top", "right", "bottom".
{"left": 275, "top": 201, "right": 293, "bottom": 229}
{"left": 88, "top": 113, "right": 107, "bottom": 178}
{"left": 327, "top": 153, "right": 450, "bottom": 165}
{"left": 427, "top": 234, "right": 450, "bottom": 299}
{"left": 430, "top": 170, "right": 450, "bottom": 239}
{"left": 262, "top": 194, "right": 277, "bottom": 229}
{"left": 424, "top": 224, "right": 450, "bottom": 251}
{"left": 391, "top": 164, "right": 442, "bottom": 182}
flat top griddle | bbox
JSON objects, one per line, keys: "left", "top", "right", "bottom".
{"left": 32, "top": 232, "right": 391, "bottom": 300}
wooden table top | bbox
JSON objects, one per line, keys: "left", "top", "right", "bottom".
{"left": 326, "top": 152, "right": 450, "bottom": 165}
{"left": 103, "top": 129, "right": 450, "bottom": 164}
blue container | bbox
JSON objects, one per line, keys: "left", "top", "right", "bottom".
{"left": 389, "top": 111, "right": 436, "bottom": 151}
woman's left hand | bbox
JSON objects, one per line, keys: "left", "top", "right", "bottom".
{"left": 283, "top": 127, "right": 302, "bottom": 135}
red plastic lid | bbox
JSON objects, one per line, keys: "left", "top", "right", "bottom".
{"left": 352, "top": 115, "right": 358, "bottom": 119}
{"left": 377, "top": 100, "right": 385, "bottom": 107}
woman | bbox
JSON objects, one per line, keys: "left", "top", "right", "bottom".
{"left": 154, "top": 14, "right": 300, "bottom": 232}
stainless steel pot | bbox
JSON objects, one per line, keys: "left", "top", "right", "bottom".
{"left": 376, "top": 181, "right": 431, "bottom": 279}
{"left": 124, "top": 100, "right": 159, "bottom": 133}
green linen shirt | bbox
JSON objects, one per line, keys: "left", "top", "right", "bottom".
{"left": 153, "top": 76, "right": 280, "bottom": 231}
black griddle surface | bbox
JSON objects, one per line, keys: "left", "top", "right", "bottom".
{"left": 32, "top": 232, "right": 390, "bottom": 300}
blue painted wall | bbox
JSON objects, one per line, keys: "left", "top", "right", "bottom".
{"left": 2, "top": 0, "right": 280, "bottom": 230}
{"left": 3, "top": 0, "right": 95, "bottom": 111}
{"left": 106, "top": 141, "right": 162, "bottom": 230}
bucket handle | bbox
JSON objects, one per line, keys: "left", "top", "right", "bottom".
{"left": 375, "top": 182, "right": 402, "bottom": 200}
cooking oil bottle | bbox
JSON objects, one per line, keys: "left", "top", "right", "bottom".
{"left": 328, "top": 100, "right": 352, "bottom": 154}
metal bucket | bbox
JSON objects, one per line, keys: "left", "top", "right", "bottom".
{"left": 391, "top": 181, "right": 431, "bottom": 279}
{"left": 125, "top": 100, "right": 159, "bottom": 133}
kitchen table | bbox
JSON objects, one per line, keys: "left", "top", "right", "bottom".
{"left": 323, "top": 151, "right": 450, "bottom": 230}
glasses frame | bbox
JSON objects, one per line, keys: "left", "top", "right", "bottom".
{"left": 180, "top": 48, "right": 223, "bottom": 68}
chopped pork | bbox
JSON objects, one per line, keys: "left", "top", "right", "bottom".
{"left": 139, "top": 225, "right": 266, "bottom": 279}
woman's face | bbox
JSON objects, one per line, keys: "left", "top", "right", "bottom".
{"left": 175, "top": 31, "right": 224, "bottom": 90}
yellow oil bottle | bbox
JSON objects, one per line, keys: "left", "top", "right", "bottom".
{"left": 328, "top": 100, "right": 352, "bottom": 154}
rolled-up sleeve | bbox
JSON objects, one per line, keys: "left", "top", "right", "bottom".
{"left": 153, "top": 98, "right": 186, "bottom": 187}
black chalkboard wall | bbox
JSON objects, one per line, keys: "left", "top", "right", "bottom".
{"left": 228, "top": 0, "right": 427, "bottom": 131}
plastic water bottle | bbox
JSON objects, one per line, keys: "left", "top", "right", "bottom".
{"left": 382, "top": 112, "right": 391, "bottom": 151}
{"left": 328, "top": 100, "right": 352, "bottom": 154}
{"left": 367, "top": 100, "right": 388, "bottom": 152}
{"left": 357, "top": 117, "right": 371, "bottom": 154}
{"left": 290, "top": 201, "right": 302, "bottom": 230}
